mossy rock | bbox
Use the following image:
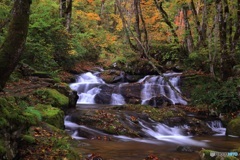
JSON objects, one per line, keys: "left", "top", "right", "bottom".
{"left": 34, "top": 104, "right": 64, "bottom": 129}
{"left": 227, "top": 117, "right": 240, "bottom": 137}
{"left": 0, "top": 97, "right": 39, "bottom": 129}
{"left": 21, "top": 135, "right": 36, "bottom": 144}
{"left": 122, "top": 104, "right": 185, "bottom": 122}
{"left": 34, "top": 88, "right": 69, "bottom": 109}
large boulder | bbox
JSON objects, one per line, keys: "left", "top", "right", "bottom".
{"left": 34, "top": 104, "right": 64, "bottom": 129}
{"left": 227, "top": 117, "right": 240, "bottom": 137}
{"left": 94, "top": 84, "right": 114, "bottom": 104}
{"left": 99, "top": 70, "right": 125, "bottom": 83}
{"left": 144, "top": 95, "right": 172, "bottom": 107}
{"left": 118, "top": 83, "right": 142, "bottom": 104}
{"left": 34, "top": 88, "right": 69, "bottom": 110}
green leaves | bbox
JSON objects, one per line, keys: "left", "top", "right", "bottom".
{"left": 191, "top": 78, "right": 240, "bottom": 113}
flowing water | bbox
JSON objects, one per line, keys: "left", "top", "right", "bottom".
{"left": 67, "top": 71, "right": 240, "bottom": 159}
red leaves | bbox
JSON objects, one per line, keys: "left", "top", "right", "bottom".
{"left": 86, "top": 153, "right": 103, "bottom": 160}
{"left": 144, "top": 154, "right": 159, "bottom": 160}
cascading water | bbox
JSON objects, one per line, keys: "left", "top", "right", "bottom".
{"left": 207, "top": 120, "right": 226, "bottom": 136}
{"left": 70, "top": 71, "right": 187, "bottom": 106}
{"left": 69, "top": 72, "right": 105, "bottom": 104}
{"left": 65, "top": 71, "right": 240, "bottom": 160}
{"left": 139, "top": 73, "right": 187, "bottom": 105}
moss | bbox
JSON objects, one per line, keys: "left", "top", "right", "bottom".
{"left": 34, "top": 104, "right": 64, "bottom": 129}
{"left": 34, "top": 88, "right": 69, "bottom": 109}
{"left": 0, "top": 97, "right": 39, "bottom": 129}
{"left": 22, "top": 135, "right": 36, "bottom": 144}
{"left": 122, "top": 104, "right": 185, "bottom": 122}
{"left": 0, "top": 139, "right": 6, "bottom": 156}
{"left": 24, "top": 107, "right": 42, "bottom": 121}
{"left": 227, "top": 117, "right": 240, "bottom": 136}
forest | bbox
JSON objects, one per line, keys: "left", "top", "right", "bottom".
{"left": 0, "top": 0, "right": 240, "bottom": 159}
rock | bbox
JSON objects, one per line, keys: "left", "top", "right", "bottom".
{"left": 125, "top": 74, "right": 145, "bottom": 82}
{"left": 0, "top": 97, "right": 39, "bottom": 159}
{"left": 118, "top": 83, "right": 142, "bottom": 104}
{"left": 31, "top": 71, "right": 52, "bottom": 78}
{"left": 34, "top": 88, "right": 69, "bottom": 110}
{"left": 34, "top": 104, "right": 64, "bottom": 129}
{"left": 53, "top": 83, "right": 78, "bottom": 109}
{"left": 226, "top": 117, "right": 240, "bottom": 137}
{"left": 144, "top": 95, "right": 172, "bottom": 107}
{"left": 99, "top": 70, "right": 125, "bottom": 83}
{"left": 94, "top": 85, "right": 114, "bottom": 104}
{"left": 176, "top": 146, "right": 194, "bottom": 152}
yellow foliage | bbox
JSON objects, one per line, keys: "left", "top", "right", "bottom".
{"left": 86, "top": 12, "right": 101, "bottom": 21}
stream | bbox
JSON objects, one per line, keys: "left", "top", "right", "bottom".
{"left": 66, "top": 71, "right": 240, "bottom": 160}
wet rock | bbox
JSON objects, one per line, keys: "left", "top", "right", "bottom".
{"left": 176, "top": 146, "right": 194, "bottom": 152}
{"left": 53, "top": 83, "right": 78, "bottom": 109}
{"left": 94, "top": 85, "right": 114, "bottom": 104}
{"left": 99, "top": 70, "right": 125, "bottom": 83}
{"left": 125, "top": 74, "right": 145, "bottom": 82}
{"left": 185, "top": 117, "right": 214, "bottom": 136}
{"left": 118, "top": 83, "right": 142, "bottom": 104}
{"left": 144, "top": 95, "right": 172, "bottom": 107}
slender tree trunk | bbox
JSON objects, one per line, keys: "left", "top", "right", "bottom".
{"left": 66, "top": 0, "right": 72, "bottom": 32}
{"left": 216, "top": 0, "right": 234, "bottom": 80}
{"left": 60, "top": 0, "right": 72, "bottom": 32}
{"left": 182, "top": 6, "right": 194, "bottom": 53}
{"left": 59, "top": 0, "right": 66, "bottom": 19}
{"left": 190, "top": 0, "right": 208, "bottom": 47}
{"left": 0, "top": 0, "right": 31, "bottom": 90}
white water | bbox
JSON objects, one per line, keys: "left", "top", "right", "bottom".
{"left": 111, "top": 93, "right": 126, "bottom": 105}
{"left": 139, "top": 121, "right": 207, "bottom": 147}
{"left": 70, "top": 71, "right": 187, "bottom": 106}
{"left": 64, "top": 115, "right": 211, "bottom": 147}
{"left": 139, "top": 73, "right": 187, "bottom": 105}
{"left": 69, "top": 72, "right": 105, "bottom": 104}
{"left": 207, "top": 120, "right": 226, "bottom": 136}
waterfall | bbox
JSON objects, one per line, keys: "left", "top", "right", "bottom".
{"left": 111, "top": 93, "right": 125, "bottom": 105}
{"left": 139, "top": 121, "right": 207, "bottom": 146}
{"left": 70, "top": 71, "right": 186, "bottom": 106}
{"left": 207, "top": 120, "right": 226, "bottom": 136}
{"left": 139, "top": 73, "right": 187, "bottom": 105}
{"left": 69, "top": 72, "right": 105, "bottom": 104}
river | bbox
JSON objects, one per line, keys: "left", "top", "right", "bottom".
{"left": 66, "top": 71, "right": 240, "bottom": 160}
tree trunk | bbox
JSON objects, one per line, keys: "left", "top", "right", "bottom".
{"left": 0, "top": 0, "right": 31, "bottom": 90}
{"left": 154, "top": 0, "right": 179, "bottom": 44}
{"left": 59, "top": 0, "right": 66, "bottom": 19}
{"left": 66, "top": 0, "right": 72, "bottom": 32}
{"left": 182, "top": 6, "right": 194, "bottom": 53}
{"left": 216, "top": 0, "right": 234, "bottom": 80}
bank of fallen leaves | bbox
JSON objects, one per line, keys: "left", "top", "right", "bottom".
{"left": 18, "top": 123, "right": 81, "bottom": 160}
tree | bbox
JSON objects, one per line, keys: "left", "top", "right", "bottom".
{"left": 60, "top": 0, "right": 72, "bottom": 32}
{"left": 0, "top": 0, "right": 31, "bottom": 90}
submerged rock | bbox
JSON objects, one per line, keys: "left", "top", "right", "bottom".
{"left": 176, "top": 146, "right": 194, "bottom": 152}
